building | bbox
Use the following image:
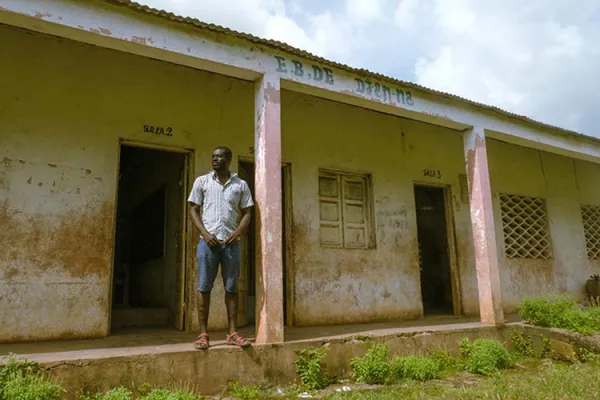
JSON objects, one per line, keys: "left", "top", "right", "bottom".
{"left": 1, "top": 0, "right": 600, "bottom": 345}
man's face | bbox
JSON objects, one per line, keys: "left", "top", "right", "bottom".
{"left": 212, "top": 148, "right": 230, "bottom": 171}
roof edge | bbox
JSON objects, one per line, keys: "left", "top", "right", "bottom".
{"left": 104, "top": 0, "right": 597, "bottom": 144}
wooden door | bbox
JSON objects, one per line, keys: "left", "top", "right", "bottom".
{"left": 174, "top": 152, "right": 190, "bottom": 331}
{"left": 237, "top": 164, "right": 250, "bottom": 327}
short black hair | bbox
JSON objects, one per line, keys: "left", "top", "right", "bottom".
{"left": 214, "top": 146, "right": 233, "bottom": 160}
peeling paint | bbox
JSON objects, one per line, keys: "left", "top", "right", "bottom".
{"left": 131, "top": 36, "right": 147, "bottom": 45}
{"left": 89, "top": 27, "right": 112, "bottom": 36}
{"left": 130, "top": 36, "right": 154, "bottom": 45}
{"left": 33, "top": 11, "right": 52, "bottom": 19}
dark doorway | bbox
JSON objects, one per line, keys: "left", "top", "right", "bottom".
{"left": 111, "top": 145, "right": 188, "bottom": 332}
{"left": 414, "top": 185, "right": 454, "bottom": 315}
{"left": 237, "top": 161, "right": 290, "bottom": 327}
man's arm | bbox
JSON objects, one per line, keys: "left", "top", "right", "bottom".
{"left": 190, "top": 203, "right": 219, "bottom": 247}
{"left": 224, "top": 207, "right": 252, "bottom": 245}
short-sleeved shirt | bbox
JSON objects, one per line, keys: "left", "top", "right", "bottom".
{"left": 187, "top": 171, "right": 254, "bottom": 241}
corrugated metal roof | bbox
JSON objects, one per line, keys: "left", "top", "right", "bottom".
{"left": 105, "top": 0, "right": 597, "bottom": 143}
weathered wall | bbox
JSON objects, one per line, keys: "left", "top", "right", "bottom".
{"left": 282, "top": 91, "right": 479, "bottom": 325}
{"left": 9, "top": 23, "right": 599, "bottom": 341}
{"left": 487, "top": 139, "right": 600, "bottom": 311}
{"left": 0, "top": 26, "right": 254, "bottom": 341}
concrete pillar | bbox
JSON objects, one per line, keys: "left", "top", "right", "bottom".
{"left": 253, "top": 73, "right": 284, "bottom": 344}
{"left": 464, "top": 127, "right": 504, "bottom": 325}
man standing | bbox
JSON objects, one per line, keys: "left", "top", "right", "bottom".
{"left": 188, "top": 146, "right": 253, "bottom": 349}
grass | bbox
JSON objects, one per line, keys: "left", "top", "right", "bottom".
{"left": 81, "top": 387, "right": 202, "bottom": 400}
{"left": 323, "top": 360, "right": 600, "bottom": 399}
{"left": 519, "top": 295, "right": 600, "bottom": 334}
{"left": 0, "top": 355, "right": 64, "bottom": 400}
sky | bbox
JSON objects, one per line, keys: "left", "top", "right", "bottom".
{"left": 138, "top": 0, "right": 600, "bottom": 137}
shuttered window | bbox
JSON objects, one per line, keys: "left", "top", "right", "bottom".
{"left": 318, "top": 170, "right": 374, "bottom": 249}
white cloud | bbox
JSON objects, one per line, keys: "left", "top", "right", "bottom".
{"left": 394, "top": 0, "right": 422, "bottom": 30}
{"left": 346, "top": 0, "right": 383, "bottom": 24}
{"left": 414, "top": 0, "right": 600, "bottom": 134}
{"left": 137, "top": 0, "right": 600, "bottom": 137}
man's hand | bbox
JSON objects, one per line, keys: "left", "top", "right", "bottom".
{"left": 224, "top": 230, "right": 241, "bottom": 246}
{"left": 204, "top": 233, "right": 220, "bottom": 248}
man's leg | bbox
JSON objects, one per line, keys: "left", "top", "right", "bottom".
{"left": 225, "top": 290, "right": 237, "bottom": 335}
{"left": 222, "top": 242, "right": 251, "bottom": 347}
{"left": 196, "top": 291, "right": 211, "bottom": 335}
{"left": 195, "top": 239, "right": 219, "bottom": 349}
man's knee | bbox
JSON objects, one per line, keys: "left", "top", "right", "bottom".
{"left": 224, "top": 279, "right": 239, "bottom": 295}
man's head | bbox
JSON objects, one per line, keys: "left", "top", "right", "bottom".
{"left": 212, "top": 146, "right": 232, "bottom": 172}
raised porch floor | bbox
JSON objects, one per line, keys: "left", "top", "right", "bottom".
{"left": 0, "top": 315, "right": 520, "bottom": 399}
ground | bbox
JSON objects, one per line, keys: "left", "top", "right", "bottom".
{"left": 221, "top": 358, "right": 600, "bottom": 399}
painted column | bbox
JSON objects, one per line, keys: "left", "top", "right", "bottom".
{"left": 464, "top": 127, "right": 504, "bottom": 325}
{"left": 254, "top": 72, "right": 284, "bottom": 344}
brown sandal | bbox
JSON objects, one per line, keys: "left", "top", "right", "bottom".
{"left": 194, "top": 333, "right": 209, "bottom": 350}
{"left": 226, "top": 332, "right": 251, "bottom": 348}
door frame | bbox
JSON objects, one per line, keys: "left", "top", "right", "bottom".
{"left": 413, "top": 181, "right": 462, "bottom": 316}
{"left": 238, "top": 156, "right": 295, "bottom": 326}
{"left": 108, "top": 139, "right": 194, "bottom": 334}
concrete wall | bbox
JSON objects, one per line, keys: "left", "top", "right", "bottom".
{"left": 282, "top": 91, "right": 479, "bottom": 324}
{"left": 3, "top": 24, "right": 600, "bottom": 342}
{"left": 19, "top": 324, "right": 505, "bottom": 399}
{"left": 487, "top": 139, "right": 600, "bottom": 311}
{"left": 0, "top": 26, "right": 254, "bottom": 341}
{"left": 0, "top": 25, "right": 482, "bottom": 342}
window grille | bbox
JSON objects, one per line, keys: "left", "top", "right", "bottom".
{"left": 582, "top": 205, "right": 600, "bottom": 260}
{"left": 499, "top": 193, "right": 552, "bottom": 259}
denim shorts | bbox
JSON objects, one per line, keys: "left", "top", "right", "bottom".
{"left": 197, "top": 239, "right": 241, "bottom": 294}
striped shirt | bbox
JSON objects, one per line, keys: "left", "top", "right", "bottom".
{"left": 187, "top": 171, "right": 254, "bottom": 241}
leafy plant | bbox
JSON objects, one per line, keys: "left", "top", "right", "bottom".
{"left": 427, "top": 349, "right": 462, "bottom": 373}
{"left": 1, "top": 373, "right": 64, "bottom": 400}
{"left": 389, "top": 355, "right": 441, "bottom": 382}
{"left": 541, "top": 335, "right": 552, "bottom": 358}
{"left": 293, "top": 347, "right": 330, "bottom": 390}
{"left": 575, "top": 346, "right": 600, "bottom": 365}
{"left": 0, "top": 355, "right": 39, "bottom": 383}
{"left": 81, "top": 387, "right": 133, "bottom": 400}
{"left": 510, "top": 330, "right": 535, "bottom": 358}
{"left": 519, "top": 295, "right": 600, "bottom": 334}
{"left": 460, "top": 338, "right": 513, "bottom": 376}
{"left": 350, "top": 344, "right": 391, "bottom": 384}
{"left": 0, "top": 355, "right": 64, "bottom": 400}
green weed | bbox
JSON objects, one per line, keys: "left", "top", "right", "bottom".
{"left": 226, "top": 382, "right": 264, "bottom": 400}
{"left": 0, "top": 373, "right": 64, "bottom": 400}
{"left": 388, "top": 355, "right": 441, "bottom": 382}
{"left": 519, "top": 295, "right": 600, "bottom": 334}
{"left": 140, "top": 388, "right": 200, "bottom": 400}
{"left": 460, "top": 338, "right": 513, "bottom": 375}
{"left": 427, "top": 349, "right": 462, "bottom": 373}
{"left": 0, "top": 355, "right": 64, "bottom": 400}
{"left": 293, "top": 347, "right": 330, "bottom": 390}
{"left": 510, "top": 330, "right": 535, "bottom": 358}
{"left": 350, "top": 344, "right": 390, "bottom": 384}
{"left": 80, "top": 387, "right": 133, "bottom": 400}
